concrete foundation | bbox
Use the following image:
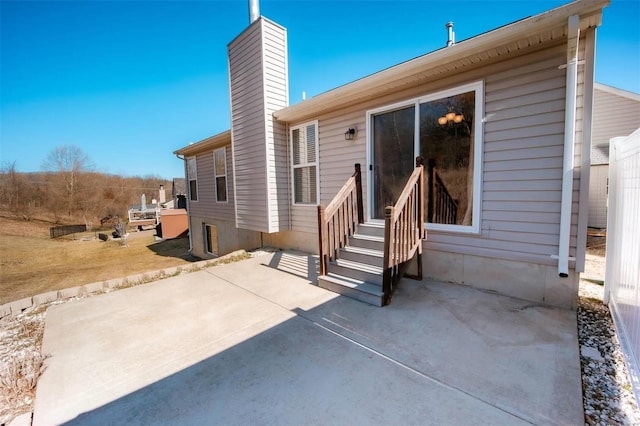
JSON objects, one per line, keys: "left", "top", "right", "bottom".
{"left": 186, "top": 217, "right": 578, "bottom": 310}
{"left": 189, "top": 216, "right": 261, "bottom": 259}
{"left": 262, "top": 230, "right": 318, "bottom": 254}
{"left": 424, "top": 249, "right": 579, "bottom": 309}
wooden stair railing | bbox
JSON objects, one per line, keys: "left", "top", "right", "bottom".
{"left": 382, "top": 157, "right": 426, "bottom": 305}
{"left": 427, "top": 159, "right": 458, "bottom": 225}
{"left": 318, "top": 164, "right": 364, "bottom": 276}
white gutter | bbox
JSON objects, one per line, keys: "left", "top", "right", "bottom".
{"left": 558, "top": 14, "right": 580, "bottom": 277}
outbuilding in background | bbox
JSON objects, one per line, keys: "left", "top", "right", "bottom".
{"left": 158, "top": 209, "right": 188, "bottom": 239}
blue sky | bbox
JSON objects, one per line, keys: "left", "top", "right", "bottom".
{"left": 1, "top": 0, "right": 639, "bottom": 180}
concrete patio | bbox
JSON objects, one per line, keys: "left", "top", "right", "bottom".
{"left": 33, "top": 251, "right": 583, "bottom": 425}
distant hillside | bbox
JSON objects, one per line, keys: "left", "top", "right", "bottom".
{"left": 0, "top": 169, "right": 174, "bottom": 226}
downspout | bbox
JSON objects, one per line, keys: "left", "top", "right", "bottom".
{"left": 558, "top": 14, "right": 580, "bottom": 277}
{"left": 175, "top": 153, "right": 193, "bottom": 253}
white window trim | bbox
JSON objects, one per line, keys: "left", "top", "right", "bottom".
{"left": 290, "top": 120, "right": 320, "bottom": 206}
{"left": 365, "top": 80, "right": 484, "bottom": 234}
{"left": 213, "top": 148, "right": 228, "bottom": 203}
{"left": 187, "top": 156, "right": 198, "bottom": 203}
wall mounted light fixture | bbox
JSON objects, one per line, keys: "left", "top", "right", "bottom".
{"left": 344, "top": 128, "right": 356, "bottom": 141}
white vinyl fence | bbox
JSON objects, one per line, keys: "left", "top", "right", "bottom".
{"left": 605, "top": 127, "right": 640, "bottom": 399}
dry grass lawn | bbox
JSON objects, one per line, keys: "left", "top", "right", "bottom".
{"left": 0, "top": 213, "right": 195, "bottom": 305}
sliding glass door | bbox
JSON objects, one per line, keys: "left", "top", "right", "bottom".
{"left": 368, "top": 82, "right": 482, "bottom": 231}
{"left": 371, "top": 105, "right": 415, "bottom": 219}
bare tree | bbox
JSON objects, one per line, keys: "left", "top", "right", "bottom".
{"left": 0, "top": 161, "right": 37, "bottom": 219}
{"left": 0, "top": 161, "right": 21, "bottom": 210}
{"left": 41, "top": 145, "right": 94, "bottom": 213}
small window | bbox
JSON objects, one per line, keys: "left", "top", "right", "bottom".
{"left": 291, "top": 121, "right": 319, "bottom": 205}
{"left": 213, "top": 148, "right": 227, "bottom": 202}
{"left": 204, "top": 223, "right": 218, "bottom": 255}
{"left": 187, "top": 157, "right": 198, "bottom": 202}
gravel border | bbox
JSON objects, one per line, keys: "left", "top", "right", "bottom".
{"left": 578, "top": 281, "right": 640, "bottom": 425}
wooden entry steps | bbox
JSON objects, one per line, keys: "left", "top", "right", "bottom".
{"left": 317, "top": 159, "right": 425, "bottom": 307}
{"left": 318, "top": 223, "right": 386, "bottom": 306}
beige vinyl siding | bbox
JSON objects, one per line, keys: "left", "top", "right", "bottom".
{"left": 440, "top": 44, "right": 567, "bottom": 262}
{"left": 229, "top": 18, "right": 289, "bottom": 233}
{"left": 187, "top": 145, "right": 235, "bottom": 222}
{"left": 588, "top": 85, "right": 640, "bottom": 228}
{"left": 428, "top": 41, "right": 584, "bottom": 266}
{"left": 288, "top": 109, "right": 367, "bottom": 233}
{"left": 588, "top": 164, "right": 608, "bottom": 228}
{"left": 291, "top": 39, "right": 591, "bottom": 266}
{"left": 592, "top": 87, "right": 640, "bottom": 149}
{"left": 262, "top": 22, "right": 289, "bottom": 231}
{"left": 229, "top": 21, "right": 267, "bottom": 232}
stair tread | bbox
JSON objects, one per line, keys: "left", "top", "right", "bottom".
{"left": 359, "top": 223, "right": 385, "bottom": 230}
{"left": 352, "top": 233, "right": 384, "bottom": 242}
{"left": 341, "top": 245, "right": 384, "bottom": 257}
{"left": 333, "top": 258, "right": 383, "bottom": 274}
{"left": 321, "top": 274, "right": 384, "bottom": 295}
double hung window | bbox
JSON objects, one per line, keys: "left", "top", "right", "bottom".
{"left": 187, "top": 157, "right": 198, "bottom": 202}
{"left": 291, "top": 121, "right": 319, "bottom": 205}
{"left": 213, "top": 148, "right": 227, "bottom": 202}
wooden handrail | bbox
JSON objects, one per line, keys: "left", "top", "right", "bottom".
{"left": 391, "top": 167, "right": 423, "bottom": 222}
{"left": 382, "top": 157, "right": 425, "bottom": 304}
{"left": 318, "top": 164, "right": 364, "bottom": 276}
{"left": 427, "top": 159, "right": 458, "bottom": 225}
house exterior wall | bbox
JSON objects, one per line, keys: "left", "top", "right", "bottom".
{"left": 289, "top": 43, "right": 574, "bottom": 260}
{"left": 589, "top": 164, "right": 609, "bottom": 228}
{"left": 279, "top": 37, "right": 591, "bottom": 307}
{"left": 183, "top": 142, "right": 265, "bottom": 259}
{"left": 187, "top": 145, "right": 235, "bottom": 223}
{"left": 189, "top": 215, "right": 261, "bottom": 259}
{"left": 262, "top": 230, "right": 316, "bottom": 253}
{"left": 228, "top": 17, "right": 289, "bottom": 234}
{"left": 425, "top": 251, "right": 578, "bottom": 308}
{"left": 592, "top": 86, "right": 640, "bottom": 149}
{"left": 587, "top": 85, "right": 640, "bottom": 228}
{"left": 263, "top": 23, "right": 291, "bottom": 232}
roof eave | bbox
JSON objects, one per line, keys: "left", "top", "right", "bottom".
{"left": 174, "top": 130, "right": 232, "bottom": 156}
{"left": 594, "top": 82, "right": 640, "bottom": 101}
{"left": 274, "top": 0, "right": 609, "bottom": 123}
